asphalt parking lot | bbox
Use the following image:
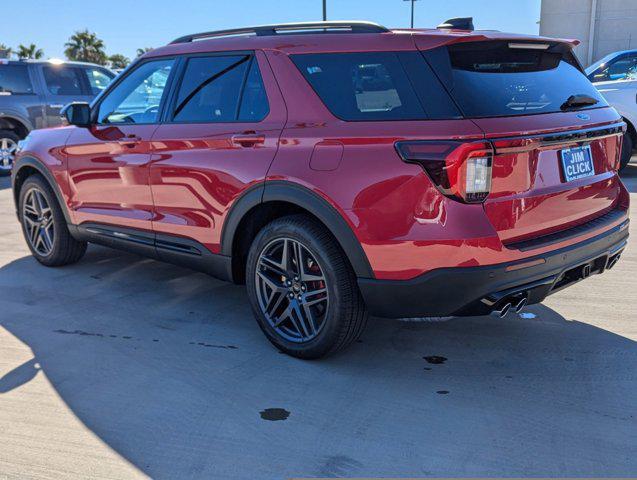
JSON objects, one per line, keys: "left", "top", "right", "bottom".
{"left": 0, "top": 164, "right": 636, "bottom": 479}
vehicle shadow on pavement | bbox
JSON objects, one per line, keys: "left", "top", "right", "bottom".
{"left": 620, "top": 161, "right": 637, "bottom": 193}
{"left": 0, "top": 175, "right": 10, "bottom": 191}
{"left": 1, "top": 246, "right": 636, "bottom": 478}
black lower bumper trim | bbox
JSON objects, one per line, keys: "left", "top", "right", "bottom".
{"left": 504, "top": 207, "right": 626, "bottom": 251}
{"left": 358, "top": 219, "right": 629, "bottom": 319}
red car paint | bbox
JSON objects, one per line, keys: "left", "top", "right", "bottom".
{"left": 16, "top": 27, "right": 629, "bottom": 285}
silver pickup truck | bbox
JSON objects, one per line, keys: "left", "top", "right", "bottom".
{"left": 0, "top": 59, "right": 114, "bottom": 174}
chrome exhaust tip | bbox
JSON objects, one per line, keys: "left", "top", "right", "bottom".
{"left": 514, "top": 297, "right": 527, "bottom": 313}
{"left": 607, "top": 254, "right": 621, "bottom": 270}
{"left": 494, "top": 302, "right": 512, "bottom": 318}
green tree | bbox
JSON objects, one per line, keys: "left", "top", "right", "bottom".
{"left": 0, "top": 43, "right": 11, "bottom": 59}
{"left": 136, "top": 47, "right": 153, "bottom": 57}
{"left": 64, "top": 30, "right": 107, "bottom": 65}
{"left": 17, "top": 44, "right": 44, "bottom": 60}
{"left": 108, "top": 53, "right": 130, "bottom": 70}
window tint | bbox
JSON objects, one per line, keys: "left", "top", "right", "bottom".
{"left": 97, "top": 59, "right": 174, "bottom": 124}
{"left": 43, "top": 66, "right": 83, "bottom": 95}
{"left": 0, "top": 65, "right": 33, "bottom": 94}
{"left": 173, "top": 55, "right": 252, "bottom": 123}
{"left": 238, "top": 59, "right": 269, "bottom": 121}
{"left": 85, "top": 68, "right": 114, "bottom": 95}
{"left": 442, "top": 42, "right": 607, "bottom": 117}
{"left": 292, "top": 52, "right": 434, "bottom": 121}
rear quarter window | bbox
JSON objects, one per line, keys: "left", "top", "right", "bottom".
{"left": 0, "top": 65, "right": 34, "bottom": 94}
{"left": 291, "top": 51, "right": 459, "bottom": 121}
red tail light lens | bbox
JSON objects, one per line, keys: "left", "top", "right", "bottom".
{"left": 395, "top": 140, "right": 494, "bottom": 203}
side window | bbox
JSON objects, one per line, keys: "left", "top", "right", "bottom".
{"left": 238, "top": 59, "right": 269, "bottom": 121}
{"left": 0, "top": 65, "right": 33, "bottom": 94}
{"left": 292, "top": 52, "right": 429, "bottom": 121}
{"left": 172, "top": 55, "right": 268, "bottom": 123}
{"left": 84, "top": 68, "right": 115, "bottom": 95}
{"left": 96, "top": 59, "right": 174, "bottom": 124}
{"left": 599, "top": 55, "right": 637, "bottom": 81}
{"left": 43, "top": 66, "right": 84, "bottom": 95}
{"left": 173, "top": 55, "right": 249, "bottom": 122}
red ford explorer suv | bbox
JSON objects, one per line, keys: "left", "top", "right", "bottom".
{"left": 12, "top": 20, "right": 630, "bottom": 358}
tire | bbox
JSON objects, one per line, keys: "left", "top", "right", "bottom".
{"left": 18, "top": 174, "right": 87, "bottom": 266}
{"left": 0, "top": 129, "right": 20, "bottom": 176}
{"left": 246, "top": 214, "right": 368, "bottom": 359}
{"left": 620, "top": 132, "right": 633, "bottom": 171}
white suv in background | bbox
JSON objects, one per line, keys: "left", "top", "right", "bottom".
{"left": 587, "top": 50, "right": 637, "bottom": 170}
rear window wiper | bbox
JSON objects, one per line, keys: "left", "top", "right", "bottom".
{"left": 560, "top": 94, "right": 598, "bottom": 110}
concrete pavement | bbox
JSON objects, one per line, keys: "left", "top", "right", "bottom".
{"left": 0, "top": 164, "right": 636, "bottom": 479}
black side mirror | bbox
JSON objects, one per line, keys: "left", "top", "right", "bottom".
{"left": 61, "top": 102, "right": 91, "bottom": 127}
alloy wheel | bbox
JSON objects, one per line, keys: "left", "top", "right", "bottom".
{"left": 0, "top": 137, "right": 18, "bottom": 171}
{"left": 22, "top": 188, "right": 55, "bottom": 256}
{"left": 255, "top": 237, "right": 329, "bottom": 343}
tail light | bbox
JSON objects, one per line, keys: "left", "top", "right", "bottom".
{"left": 395, "top": 140, "right": 494, "bottom": 203}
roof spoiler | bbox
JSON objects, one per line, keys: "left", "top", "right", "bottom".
{"left": 437, "top": 17, "right": 474, "bottom": 31}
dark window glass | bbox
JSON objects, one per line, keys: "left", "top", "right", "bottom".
{"left": 43, "top": 66, "right": 83, "bottom": 95}
{"left": 238, "top": 59, "right": 269, "bottom": 121}
{"left": 292, "top": 52, "right": 431, "bottom": 121}
{"left": 173, "top": 55, "right": 251, "bottom": 122}
{"left": 444, "top": 42, "right": 608, "bottom": 117}
{"left": 0, "top": 65, "right": 33, "bottom": 94}
{"left": 97, "top": 59, "right": 174, "bottom": 124}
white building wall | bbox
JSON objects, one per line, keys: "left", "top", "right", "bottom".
{"left": 540, "top": 0, "right": 637, "bottom": 66}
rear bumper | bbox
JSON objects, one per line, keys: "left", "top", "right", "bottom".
{"left": 358, "top": 218, "right": 629, "bottom": 319}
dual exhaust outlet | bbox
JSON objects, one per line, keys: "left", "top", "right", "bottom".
{"left": 486, "top": 251, "right": 622, "bottom": 320}
{"left": 493, "top": 295, "right": 528, "bottom": 318}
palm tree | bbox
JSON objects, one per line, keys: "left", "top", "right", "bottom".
{"left": 108, "top": 54, "right": 130, "bottom": 70}
{"left": 0, "top": 43, "right": 11, "bottom": 59}
{"left": 136, "top": 47, "right": 153, "bottom": 57}
{"left": 17, "top": 44, "right": 44, "bottom": 60}
{"left": 64, "top": 30, "right": 107, "bottom": 65}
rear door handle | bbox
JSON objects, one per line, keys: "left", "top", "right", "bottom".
{"left": 120, "top": 134, "right": 142, "bottom": 148}
{"left": 49, "top": 104, "right": 64, "bottom": 109}
{"left": 231, "top": 132, "right": 265, "bottom": 147}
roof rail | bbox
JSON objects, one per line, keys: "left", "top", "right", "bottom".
{"left": 170, "top": 21, "right": 389, "bottom": 44}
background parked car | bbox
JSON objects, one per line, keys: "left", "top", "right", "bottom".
{"left": 586, "top": 50, "right": 637, "bottom": 83}
{"left": 0, "top": 59, "right": 115, "bottom": 175}
{"left": 586, "top": 50, "right": 637, "bottom": 170}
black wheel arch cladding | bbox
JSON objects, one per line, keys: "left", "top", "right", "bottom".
{"left": 221, "top": 181, "right": 374, "bottom": 279}
{"left": 12, "top": 156, "right": 74, "bottom": 225}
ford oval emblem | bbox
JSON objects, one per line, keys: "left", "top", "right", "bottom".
{"left": 577, "top": 113, "right": 591, "bottom": 120}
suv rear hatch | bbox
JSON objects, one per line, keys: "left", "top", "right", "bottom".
{"left": 417, "top": 37, "right": 625, "bottom": 245}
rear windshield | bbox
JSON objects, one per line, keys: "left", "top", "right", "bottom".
{"left": 0, "top": 64, "right": 33, "bottom": 94}
{"left": 444, "top": 41, "right": 607, "bottom": 117}
{"left": 292, "top": 43, "right": 607, "bottom": 121}
{"left": 291, "top": 51, "right": 459, "bottom": 121}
